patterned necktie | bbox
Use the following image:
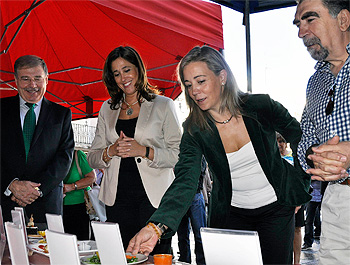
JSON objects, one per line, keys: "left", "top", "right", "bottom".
{"left": 23, "top": 103, "right": 36, "bottom": 159}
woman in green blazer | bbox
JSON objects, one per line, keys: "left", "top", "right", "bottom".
{"left": 127, "top": 46, "right": 311, "bottom": 264}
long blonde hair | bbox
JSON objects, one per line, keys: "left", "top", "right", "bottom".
{"left": 177, "top": 46, "right": 243, "bottom": 133}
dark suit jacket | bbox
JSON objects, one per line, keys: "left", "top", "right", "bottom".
{"left": 150, "top": 94, "right": 311, "bottom": 235}
{"left": 1, "top": 95, "right": 74, "bottom": 223}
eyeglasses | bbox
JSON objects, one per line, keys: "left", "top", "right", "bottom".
{"left": 325, "top": 86, "right": 335, "bottom": 116}
{"left": 19, "top": 76, "right": 45, "bottom": 85}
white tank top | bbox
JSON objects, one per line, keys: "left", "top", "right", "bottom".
{"left": 226, "top": 141, "right": 277, "bottom": 209}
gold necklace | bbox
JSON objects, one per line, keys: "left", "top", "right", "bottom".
{"left": 123, "top": 99, "right": 139, "bottom": 115}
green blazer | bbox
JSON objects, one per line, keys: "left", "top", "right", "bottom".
{"left": 150, "top": 94, "right": 311, "bottom": 235}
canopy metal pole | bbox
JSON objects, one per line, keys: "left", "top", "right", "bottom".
{"left": 244, "top": 0, "right": 252, "bottom": 93}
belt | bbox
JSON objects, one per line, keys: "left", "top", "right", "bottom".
{"left": 339, "top": 178, "right": 350, "bottom": 186}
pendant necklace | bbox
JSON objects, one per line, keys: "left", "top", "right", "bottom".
{"left": 124, "top": 99, "right": 139, "bottom": 115}
{"left": 212, "top": 114, "right": 234, "bottom": 124}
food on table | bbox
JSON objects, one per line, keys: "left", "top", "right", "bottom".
{"left": 28, "top": 234, "right": 42, "bottom": 238}
{"left": 87, "top": 253, "right": 101, "bottom": 264}
{"left": 38, "top": 230, "right": 46, "bottom": 237}
{"left": 84, "top": 253, "right": 139, "bottom": 264}
{"left": 126, "top": 254, "right": 138, "bottom": 263}
{"left": 38, "top": 244, "right": 49, "bottom": 253}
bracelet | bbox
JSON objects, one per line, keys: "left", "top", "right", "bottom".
{"left": 102, "top": 147, "right": 108, "bottom": 162}
{"left": 74, "top": 182, "right": 78, "bottom": 191}
{"left": 106, "top": 144, "right": 113, "bottom": 159}
{"left": 147, "top": 222, "right": 161, "bottom": 240}
{"left": 145, "top": 146, "right": 150, "bottom": 159}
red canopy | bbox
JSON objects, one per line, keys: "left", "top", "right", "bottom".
{"left": 0, "top": 0, "right": 223, "bottom": 120}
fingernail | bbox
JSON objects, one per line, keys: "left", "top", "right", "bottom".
{"left": 340, "top": 157, "right": 347, "bottom": 162}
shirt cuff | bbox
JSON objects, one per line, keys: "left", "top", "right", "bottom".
{"left": 4, "top": 178, "right": 19, "bottom": 196}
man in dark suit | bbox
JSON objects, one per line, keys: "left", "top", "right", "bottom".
{"left": 0, "top": 55, "right": 74, "bottom": 227}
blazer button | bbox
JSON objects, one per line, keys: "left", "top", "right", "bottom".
{"left": 137, "top": 158, "right": 141, "bottom": 163}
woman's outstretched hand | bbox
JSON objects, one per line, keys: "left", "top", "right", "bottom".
{"left": 126, "top": 225, "right": 159, "bottom": 256}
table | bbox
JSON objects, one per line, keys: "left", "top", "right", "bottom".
{"left": 1, "top": 244, "right": 156, "bottom": 264}
{"left": 4, "top": 244, "right": 201, "bottom": 264}
{"left": 1, "top": 242, "right": 191, "bottom": 264}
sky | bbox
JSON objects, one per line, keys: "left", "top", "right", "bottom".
{"left": 221, "top": 5, "right": 317, "bottom": 121}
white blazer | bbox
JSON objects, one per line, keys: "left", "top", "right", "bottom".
{"left": 87, "top": 95, "right": 182, "bottom": 208}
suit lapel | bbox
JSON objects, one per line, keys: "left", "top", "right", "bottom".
{"left": 135, "top": 99, "right": 153, "bottom": 141}
{"left": 11, "top": 95, "right": 26, "bottom": 152}
{"left": 107, "top": 103, "right": 120, "bottom": 141}
{"left": 243, "top": 113, "right": 271, "bottom": 176}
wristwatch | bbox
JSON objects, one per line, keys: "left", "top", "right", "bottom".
{"left": 154, "top": 222, "right": 167, "bottom": 234}
{"left": 74, "top": 182, "right": 78, "bottom": 191}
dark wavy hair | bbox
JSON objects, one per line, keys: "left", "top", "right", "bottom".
{"left": 102, "top": 46, "right": 159, "bottom": 110}
{"left": 177, "top": 45, "right": 244, "bottom": 133}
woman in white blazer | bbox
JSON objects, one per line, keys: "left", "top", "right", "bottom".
{"left": 87, "top": 46, "right": 182, "bottom": 253}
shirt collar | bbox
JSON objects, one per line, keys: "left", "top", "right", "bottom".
{"left": 314, "top": 42, "right": 350, "bottom": 71}
{"left": 19, "top": 95, "right": 43, "bottom": 109}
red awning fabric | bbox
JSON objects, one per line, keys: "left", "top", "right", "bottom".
{"left": 0, "top": 0, "right": 223, "bottom": 120}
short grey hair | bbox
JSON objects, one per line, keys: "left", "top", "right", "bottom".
{"left": 14, "top": 55, "right": 48, "bottom": 77}
{"left": 296, "top": 0, "right": 350, "bottom": 31}
{"left": 296, "top": 0, "right": 349, "bottom": 18}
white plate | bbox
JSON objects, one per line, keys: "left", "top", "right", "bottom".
{"left": 81, "top": 255, "right": 99, "bottom": 264}
{"left": 81, "top": 253, "right": 148, "bottom": 264}
{"left": 125, "top": 253, "right": 148, "bottom": 264}
{"left": 28, "top": 240, "right": 98, "bottom": 257}
{"left": 81, "top": 255, "right": 98, "bottom": 264}
{"left": 28, "top": 234, "right": 43, "bottom": 239}
{"left": 27, "top": 243, "right": 49, "bottom": 257}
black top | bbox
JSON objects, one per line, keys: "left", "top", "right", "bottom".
{"left": 115, "top": 118, "right": 147, "bottom": 202}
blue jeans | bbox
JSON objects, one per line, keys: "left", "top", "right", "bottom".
{"left": 177, "top": 192, "right": 206, "bottom": 265}
{"left": 304, "top": 201, "right": 322, "bottom": 246}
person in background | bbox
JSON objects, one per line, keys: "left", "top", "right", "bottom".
{"left": 313, "top": 208, "right": 321, "bottom": 240}
{"left": 177, "top": 156, "right": 208, "bottom": 265}
{"left": 94, "top": 168, "right": 104, "bottom": 186}
{"left": 127, "top": 45, "right": 311, "bottom": 264}
{"left": 302, "top": 180, "right": 322, "bottom": 250}
{"left": 294, "top": 0, "right": 350, "bottom": 264}
{"left": 0, "top": 55, "right": 74, "bottom": 229}
{"left": 87, "top": 46, "right": 182, "bottom": 253}
{"left": 276, "top": 133, "right": 305, "bottom": 265}
{"left": 63, "top": 150, "right": 96, "bottom": 240}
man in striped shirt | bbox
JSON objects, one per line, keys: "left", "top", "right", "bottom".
{"left": 294, "top": 0, "right": 350, "bottom": 264}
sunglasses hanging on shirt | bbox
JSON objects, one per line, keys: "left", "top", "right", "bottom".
{"left": 325, "top": 85, "right": 335, "bottom": 116}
